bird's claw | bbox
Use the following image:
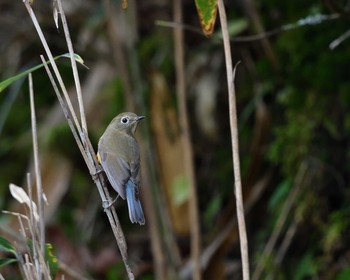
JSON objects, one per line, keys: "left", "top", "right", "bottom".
{"left": 102, "top": 196, "right": 119, "bottom": 210}
{"left": 91, "top": 165, "right": 104, "bottom": 180}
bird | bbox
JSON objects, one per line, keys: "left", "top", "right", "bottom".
{"left": 97, "top": 112, "right": 145, "bottom": 225}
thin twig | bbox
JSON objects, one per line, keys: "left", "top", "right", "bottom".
{"left": 17, "top": 213, "right": 27, "bottom": 239}
{"left": 39, "top": 56, "right": 91, "bottom": 172}
{"left": 24, "top": 1, "right": 136, "bottom": 278}
{"left": 173, "top": 1, "right": 201, "bottom": 279}
{"left": 23, "top": 1, "right": 83, "bottom": 137}
{"left": 26, "top": 173, "right": 40, "bottom": 279}
{"left": 28, "top": 73, "right": 45, "bottom": 260}
{"left": 36, "top": 19, "right": 134, "bottom": 280}
{"left": 233, "top": 13, "right": 339, "bottom": 42}
{"left": 329, "top": 28, "right": 350, "bottom": 49}
{"left": 217, "top": 1, "right": 250, "bottom": 279}
{"left": 56, "top": 0, "right": 87, "bottom": 133}
{"left": 156, "top": 14, "right": 340, "bottom": 43}
{"left": 2, "top": 211, "right": 30, "bottom": 222}
{"left": 155, "top": 20, "right": 204, "bottom": 35}
{"left": 40, "top": 55, "right": 133, "bottom": 278}
{"left": 29, "top": 75, "right": 52, "bottom": 280}
{"left": 275, "top": 220, "right": 298, "bottom": 266}
{"left": 23, "top": 254, "right": 33, "bottom": 280}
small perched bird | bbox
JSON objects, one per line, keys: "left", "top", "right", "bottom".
{"left": 98, "top": 112, "right": 145, "bottom": 225}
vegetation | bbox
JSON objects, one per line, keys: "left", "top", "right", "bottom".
{"left": 0, "top": 0, "right": 350, "bottom": 279}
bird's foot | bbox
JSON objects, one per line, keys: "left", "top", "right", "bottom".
{"left": 91, "top": 165, "right": 104, "bottom": 180}
{"left": 102, "top": 195, "right": 119, "bottom": 210}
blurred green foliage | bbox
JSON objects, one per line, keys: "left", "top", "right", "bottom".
{"left": 251, "top": 0, "right": 350, "bottom": 277}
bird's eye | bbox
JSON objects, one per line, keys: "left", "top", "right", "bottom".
{"left": 121, "top": 117, "right": 129, "bottom": 124}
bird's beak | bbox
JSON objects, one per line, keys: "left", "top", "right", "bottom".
{"left": 136, "top": 115, "right": 145, "bottom": 121}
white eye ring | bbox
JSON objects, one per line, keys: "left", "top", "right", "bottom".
{"left": 121, "top": 117, "right": 129, "bottom": 124}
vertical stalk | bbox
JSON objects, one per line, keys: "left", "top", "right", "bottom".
{"left": 28, "top": 73, "right": 45, "bottom": 279}
{"left": 57, "top": 0, "right": 87, "bottom": 133}
{"left": 218, "top": 0, "right": 250, "bottom": 279}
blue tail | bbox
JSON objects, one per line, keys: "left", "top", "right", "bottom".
{"left": 126, "top": 180, "right": 145, "bottom": 225}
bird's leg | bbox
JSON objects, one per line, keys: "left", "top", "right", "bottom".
{"left": 91, "top": 165, "right": 104, "bottom": 181}
{"left": 103, "top": 195, "right": 120, "bottom": 210}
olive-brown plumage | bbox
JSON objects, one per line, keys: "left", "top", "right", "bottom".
{"left": 98, "top": 112, "right": 145, "bottom": 225}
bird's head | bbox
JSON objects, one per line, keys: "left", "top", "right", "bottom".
{"left": 110, "top": 112, "right": 144, "bottom": 135}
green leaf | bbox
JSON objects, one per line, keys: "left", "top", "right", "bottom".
{"left": 171, "top": 175, "right": 190, "bottom": 205}
{"left": 194, "top": 0, "right": 218, "bottom": 36}
{"left": 294, "top": 253, "right": 318, "bottom": 280}
{"left": 0, "top": 236, "right": 16, "bottom": 255}
{"left": 268, "top": 178, "right": 292, "bottom": 212}
{"left": 0, "top": 53, "right": 86, "bottom": 93}
{"left": 45, "top": 243, "right": 59, "bottom": 278}
{"left": 204, "top": 195, "right": 221, "bottom": 226}
{"left": 61, "top": 53, "right": 86, "bottom": 66}
{"left": 25, "top": 240, "right": 59, "bottom": 277}
{"left": 0, "top": 258, "right": 18, "bottom": 267}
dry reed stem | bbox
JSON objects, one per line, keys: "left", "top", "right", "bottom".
{"left": 26, "top": 173, "right": 40, "bottom": 279}
{"left": 23, "top": 1, "right": 134, "bottom": 278}
{"left": 40, "top": 56, "right": 133, "bottom": 279}
{"left": 218, "top": 0, "right": 250, "bottom": 279}
{"left": 56, "top": 0, "right": 87, "bottom": 133}
{"left": 28, "top": 73, "right": 45, "bottom": 260}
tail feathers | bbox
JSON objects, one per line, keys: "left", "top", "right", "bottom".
{"left": 126, "top": 180, "right": 145, "bottom": 225}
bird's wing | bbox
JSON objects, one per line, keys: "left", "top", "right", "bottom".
{"left": 98, "top": 150, "right": 129, "bottom": 199}
{"left": 129, "top": 160, "right": 141, "bottom": 187}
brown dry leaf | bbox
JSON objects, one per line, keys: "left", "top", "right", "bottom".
{"left": 149, "top": 70, "right": 190, "bottom": 235}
